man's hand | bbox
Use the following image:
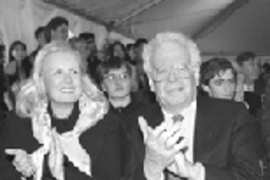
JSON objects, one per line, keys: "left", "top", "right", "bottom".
{"left": 5, "top": 148, "right": 36, "bottom": 178}
{"left": 138, "top": 116, "right": 187, "bottom": 180}
{"left": 173, "top": 153, "right": 205, "bottom": 180}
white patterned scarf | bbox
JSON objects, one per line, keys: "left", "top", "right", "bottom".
{"left": 29, "top": 94, "right": 107, "bottom": 180}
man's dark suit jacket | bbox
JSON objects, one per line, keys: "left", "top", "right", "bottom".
{"left": 244, "top": 77, "right": 267, "bottom": 118}
{"left": 129, "top": 96, "right": 263, "bottom": 180}
{"left": 0, "top": 105, "right": 123, "bottom": 180}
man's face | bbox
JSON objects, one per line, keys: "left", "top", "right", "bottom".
{"left": 73, "top": 41, "right": 90, "bottom": 61}
{"left": 102, "top": 66, "right": 132, "bottom": 99}
{"left": 242, "top": 58, "right": 259, "bottom": 82}
{"left": 86, "top": 38, "right": 97, "bottom": 55}
{"left": 37, "top": 32, "right": 47, "bottom": 47}
{"left": 113, "top": 44, "right": 125, "bottom": 59}
{"left": 42, "top": 51, "right": 83, "bottom": 106}
{"left": 203, "top": 69, "right": 236, "bottom": 100}
{"left": 150, "top": 42, "right": 198, "bottom": 113}
{"left": 51, "top": 24, "right": 69, "bottom": 41}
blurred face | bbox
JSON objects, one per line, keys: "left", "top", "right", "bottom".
{"left": 242, "top": 59, "right": 259, "bottom": 82}
{"left": 42, "top": 51, "right": 82, "bottom": 106}
{"left": 86, "top": 38, "right": 97, "bottom": 54}
{"left": 113, "top": 44, "right": 125, "bottom": 59}
{"left": 203, "top": 69, "right": 236, "bottom": 100}
{"left": 73, "top": 41, "right": 90, "bottom": 60}
{"left": 102, "top": 66, "right": 132, "bottom": 99}
{"left": 135, "top": 44, "right": 145, "bottom": 60}
{"left": 37, "top": 32, "right": 47, "bottom": 47}
{"left": 150, "top": 42, "right": 198, "bottom": 113}
{"left": 12, "top": 44, "right": 26, "bottom": 61}
{"left": 127, "top": 46, "right": 136, "bottom": 60}
{"left": 51, "top": 24, "right": 68, "bottom": 41}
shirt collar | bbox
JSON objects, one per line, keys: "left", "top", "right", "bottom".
{"left": 162, "top": 100, "right": 197, "bottom": 120}
{"left": 243, "top": 83, "right": 254, "bottom": 92}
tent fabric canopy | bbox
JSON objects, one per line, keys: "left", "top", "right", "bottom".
{"left": 43, "top": 0, "right": 235, "bottom": 39}
{"left": 197, "top": 0, "right": 270, "bottom": 56}
{"left": 0, "top": 0, "right": 131, "bottom": 58}
{"left": 1, "top": 0, "right": 268, "bottom": 58}
{"left": 43, "top": 0, "right": 270, "bottom": 56}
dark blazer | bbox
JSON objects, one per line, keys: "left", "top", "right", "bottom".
{"left": 244, "top": 77, "right": 267, "bottom": 118}
{"left": 0, "top": 107, "right": 122, "bottom": 180}
{"left": 129, "top": 96, "right": 263, "bottom": 180}
{"left": 244, "top": 91, "right": 262, "bottom": 117}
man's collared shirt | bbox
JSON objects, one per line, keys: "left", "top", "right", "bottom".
{"left": 244, "top": 84, "right": 255, "bottom": 92}
{"left": 162, "top": 101, "right": 205, "bottom": 180}
{"left": 162, "top": 100, "right": 196, "bottom": 163}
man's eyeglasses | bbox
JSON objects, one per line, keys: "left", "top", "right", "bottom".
{"left": 104, "top": 73, "right": 130, "bottom": 82}
{"left": 153, "top": 66, "right": 192, "bottom": 82}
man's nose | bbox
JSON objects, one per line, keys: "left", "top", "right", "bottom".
{"left": 168, "top": 71, "right": 178, "bottom": 82}
{"left": 224, "top": 82, "right": 233, "bottom": 92}
{"left": 112, "top": 76, "right": 121, "bottom": 84}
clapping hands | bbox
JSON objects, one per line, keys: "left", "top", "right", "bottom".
{"left": 138, "top": 116, "right": 187, "bottom": 180}
{"left": 5, "top": 148, "right": 36, "bottom": 178}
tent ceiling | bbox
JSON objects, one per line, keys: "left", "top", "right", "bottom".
{"left": 43, "top": 0, "right": 268, "bottom": 56}
{"left": 197, "top": 0, "right": 270, "bottom": 56}
{"left": 43, "top": 0, "right": 235, "bottom": 39}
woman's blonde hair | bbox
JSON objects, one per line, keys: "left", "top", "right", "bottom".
{"left": 16, "top": 41, "right": 106, "bottom": 118}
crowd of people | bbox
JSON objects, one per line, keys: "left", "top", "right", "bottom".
{"left": 0, "top": 15, "right": 270, "bottom": 180}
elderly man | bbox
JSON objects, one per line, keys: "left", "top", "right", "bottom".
{"left": 133, "top": 32, "right": 263, "bottom": 180}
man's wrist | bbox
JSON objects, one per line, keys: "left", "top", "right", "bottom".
{"left": 186, "top": 162, "right": 205, "bottom": 180}
{"left": 144, "top": 160, "right": 164, "bottom": 180}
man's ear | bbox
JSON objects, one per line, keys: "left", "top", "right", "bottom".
{"left": 193, "top": 67, "right": 200, "bottom": 86}
{"left": 202, "top": 84, "right": 210, "bottom": 94}
{"left": 148, "top": 77, "right": 155, "bottom": 92}
{"left": 101, "top": 83, "right": 106, "bottom": 92}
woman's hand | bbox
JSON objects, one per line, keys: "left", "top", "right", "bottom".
{"left": 5, "top": 148, "right": 36, "bottom": 177}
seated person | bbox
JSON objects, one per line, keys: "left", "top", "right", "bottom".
{"left": 79, "top": 32, "right": 100, "bottom": 83}
{"left": 96, "top": 57, "right": 153, "bottom": 175}
{"left": 235, "top": 51, "right": 263, "bottom": 117}
{"left": 29, "top": 26, "right": 47, "bottom": 61}
{"left": 131, "top": 32, "right": 263, "bottom": 180}
{"left": 69, "top": 37, "right": 90, "bottom": 70}
{"left": 45, "top": 16, "right": 69, "bottom": 43}
{"left": 0, "top": 41, "right": 125, "bottom": 180}
{"left": 199, "top": 57, "right": 240, "bottom": 101}
{"left": 4, "top": 40, "right": 30, "bottom": 110}
{"left": 96, "top": 56, "right": 151, "bottom": 130}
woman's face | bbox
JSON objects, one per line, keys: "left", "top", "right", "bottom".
{"left": 42, "top": 51, "right": 83, "bottom": 106}
{"left": 12, "top": 44, "right": 26, "bottom": 61}
{"left": 102, "top": 66, "right": 132, "bottom": 99}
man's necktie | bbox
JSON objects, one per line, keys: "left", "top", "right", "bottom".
{"left": 172, "top": 114, "right": 184, "bottom": 123}
{"left": 172, "top": 114, "right": 187, "bottom": 153}
{"left": 168, "top": 114, "right": 187, "bottom": 180}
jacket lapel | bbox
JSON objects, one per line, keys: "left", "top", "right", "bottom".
{"left": 80, "top": 116, "right": 110, "bottom": 164}
{"left": 193, "top": 98, "right": 214, "bottom": 162}
{"left": 130, "top": 104, "right": 164, "bottom": 163}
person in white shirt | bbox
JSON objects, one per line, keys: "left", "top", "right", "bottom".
{"left": 235, "top": 51, "right": 264, "bottom": 117}
{"left": 134, "top": 32, "right": 263, "bottom": 180}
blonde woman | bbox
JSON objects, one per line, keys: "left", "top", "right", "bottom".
{"left": 0, "top": 41, "right": 123, "bottom": 180}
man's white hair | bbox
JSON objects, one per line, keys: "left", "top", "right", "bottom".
{"left": 142, "top": 32, "right": 201, "bottom": 75}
